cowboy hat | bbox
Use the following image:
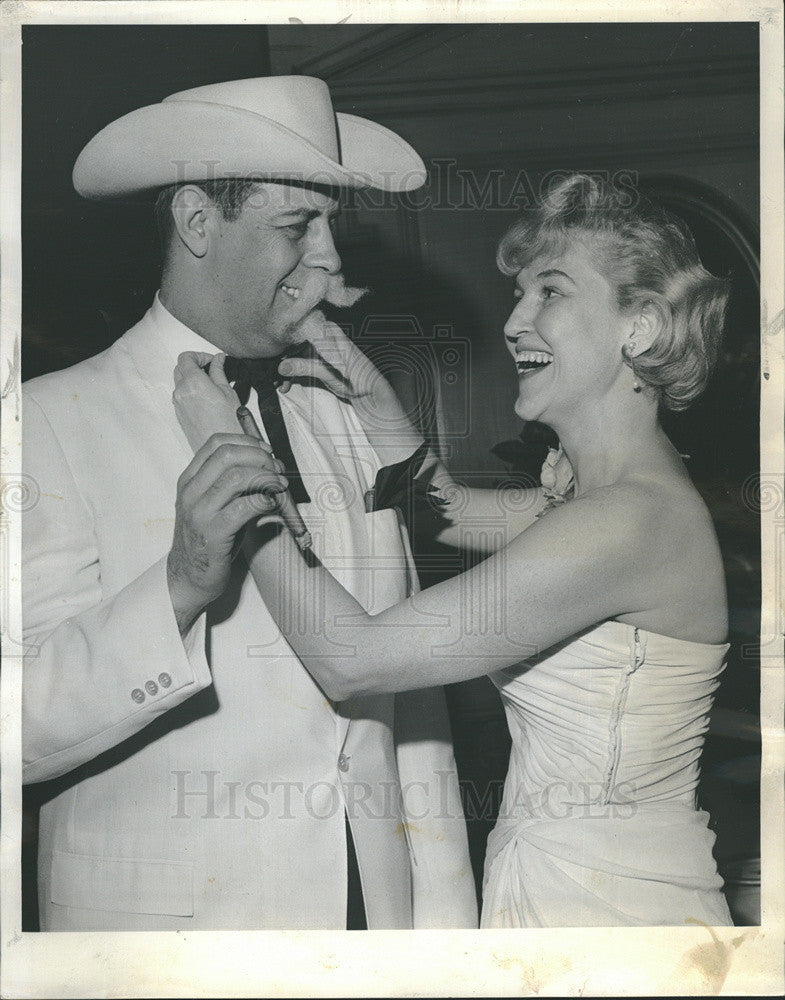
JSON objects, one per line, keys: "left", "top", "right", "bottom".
{"left": 73, "top": 75, "right": 426, "bottom": 198}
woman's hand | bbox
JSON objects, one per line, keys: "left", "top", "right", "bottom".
{"left": 173, "top": 352, "right": 242, "bottom": 453}
{"left": 279, "top": 320, "right": 374, "bottom": 401}
{"left": 280, "top": 316, "right": 426, "bottom": 466}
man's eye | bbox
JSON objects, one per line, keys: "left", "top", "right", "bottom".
{"left": 542, "top": 286, "right": 560, "bottom": 300}
{"left": 285, "top": 223, "right": 309, "bottom": 239}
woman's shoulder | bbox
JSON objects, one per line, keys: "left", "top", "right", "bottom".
{"left": 629, "top": 468, "right": 720, "bottom": 545}
{"left": 498, "top": 464, "right": 727, "bottom": 648}
{"left": 514, "top": 470, "right": 703, "bottom": 551}
{"left": 586, "top": 461, "right": 715, "bottom": 530}
{"left": 553, "top": 473, "right": 696, "bottom": 543}
{"left": 607, "top": 472, "right": 727, "bottom": 644}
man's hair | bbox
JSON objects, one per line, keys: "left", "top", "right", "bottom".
{"left": 154, "top": 177, "right": 262, "bottom": 255}
{"left": 496, "top": 173, "right": 730, "bottom": 411}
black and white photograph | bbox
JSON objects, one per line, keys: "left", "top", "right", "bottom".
{"left": 1, "top": 2, "right": 783, "bottom": 996}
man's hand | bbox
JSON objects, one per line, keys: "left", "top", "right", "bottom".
{"left": 167, "top": 433, "right": 288, "bottom": 635}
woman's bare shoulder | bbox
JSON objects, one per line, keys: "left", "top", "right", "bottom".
{"left": 611, "top": 473, "right": 728, "bottom": 643}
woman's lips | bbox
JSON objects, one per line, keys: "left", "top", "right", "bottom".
{"left": 516, "top": 350, "right": 554, "bottom": 375}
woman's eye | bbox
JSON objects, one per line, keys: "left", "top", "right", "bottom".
{"left": 542, "top": 286, "right": 560, "bottom": 300}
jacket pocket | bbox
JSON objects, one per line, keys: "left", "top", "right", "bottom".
{"left": 49, "top": 850, "right": 194, "bottom": 916}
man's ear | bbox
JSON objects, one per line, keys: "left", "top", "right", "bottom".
{"left": 170, "top": 185, "right": 214, "bottom": 259}
{"left": 627, "top": 298, "right": 669, "bottom": 357}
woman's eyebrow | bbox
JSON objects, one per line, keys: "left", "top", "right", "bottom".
{"left": 515, "top": 268, "right": 576, "bottom": 294}
{"left": 537, "top": 268, "right": 576, "bottom": 284}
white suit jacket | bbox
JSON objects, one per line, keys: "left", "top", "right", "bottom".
{"left": 22, "top": 297, "right": 476, "bottom": 930}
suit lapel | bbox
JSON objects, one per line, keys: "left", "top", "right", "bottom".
{"left": 118, "top": 309, "right": 196, "bottom": 467}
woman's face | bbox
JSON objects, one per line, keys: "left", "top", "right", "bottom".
{"left": 503, "top": 240, "right": 633, "bottom": 426}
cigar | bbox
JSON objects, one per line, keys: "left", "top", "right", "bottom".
{"left": 236, "top": 405, "right": 313, "bottom": 551}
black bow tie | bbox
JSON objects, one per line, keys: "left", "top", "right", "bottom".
{"left": 224, "top": 351, "right": 435, "bottom": 522}
{"left": 224, "top": 345, "right": 316, "bottom": 504}
{"left": 223, "top": 341, "right": 318, "bottom": 405}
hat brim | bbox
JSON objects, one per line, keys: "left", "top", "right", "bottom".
{"left": 73, "top": 101, "right": 426, "bottom": 198}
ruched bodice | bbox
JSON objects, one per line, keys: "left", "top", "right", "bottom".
{"left": 493, "top": 620, "right": 727, "bottom": 813}
{"left": 481, "top": 620, "right": 733, "bottom": 927}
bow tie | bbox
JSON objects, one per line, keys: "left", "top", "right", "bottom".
{"left": 223, "top": 341, "right": 318, "bottom": 405}
{"left": 223, "top": 348, "right": 434, "bottom": 520}
{"left": 223, "top": 344, "right": 317, "bottom": 505}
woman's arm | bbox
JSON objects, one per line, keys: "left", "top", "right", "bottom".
{"left": 424, "top": 476, "right": 543, "bottom": 552}
{"left": 243, "top": 482, "right": 658, "bottom": 701}
{"left": 277, "top": 322, "right": 548, "bottom": 553}
{"left": 174, "top": 344, "right": 544, "bottom": 555}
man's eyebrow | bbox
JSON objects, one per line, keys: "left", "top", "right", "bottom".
{"left": 536, "top": 268, "right": 575, "bottom": 284}
{"left": 274, "top": 207, "right": 340, "bottom": 221}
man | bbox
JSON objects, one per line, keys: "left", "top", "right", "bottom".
{"left": 22, "top": 76, "right": 476, "bottom": 930}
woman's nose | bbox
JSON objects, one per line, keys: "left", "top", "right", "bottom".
{"left": 504, "top": 299, "right": 534, "bottom": 344}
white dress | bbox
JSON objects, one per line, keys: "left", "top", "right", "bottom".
{"left": 481, "top": 620, "right": 734, "bottom": 927}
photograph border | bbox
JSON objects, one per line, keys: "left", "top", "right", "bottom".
{"left": 1, "top": 2, "right": 783, "bottom": 996}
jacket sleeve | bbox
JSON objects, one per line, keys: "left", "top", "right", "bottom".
{"left": 395, "top": 685, "right": 479, "bottom": 928}
{"left": 22, "top": 392, "right": 213, "bottom": 784}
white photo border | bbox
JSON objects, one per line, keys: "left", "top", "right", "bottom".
{"left": 1, "top": 2, "right": 782, "bottom": 996}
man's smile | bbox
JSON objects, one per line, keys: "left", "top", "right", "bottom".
{"left": 277, "top": 269, "right": 331, "bottom": 314}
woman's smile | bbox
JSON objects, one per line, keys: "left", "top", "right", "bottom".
{"left": 515, "top": 350, "right": 554, "bottom": 376}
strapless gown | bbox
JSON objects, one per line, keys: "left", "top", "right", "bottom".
{"left": 481, "top": 620, "right": 734, "bottom": 927}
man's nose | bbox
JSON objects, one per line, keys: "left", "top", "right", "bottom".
{"left": 302, "top": 221, "right": 341, "bottom": 274}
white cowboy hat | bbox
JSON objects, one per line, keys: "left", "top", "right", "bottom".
{"left": 73, "top": 75, "right": 426, "bottom": 197}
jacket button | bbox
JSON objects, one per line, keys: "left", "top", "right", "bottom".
{"left": 145, "top": 679, "right": 159, "bottom": 696}
{"left": 338, "top": 753, "right": 350, "bottom": 773}
{"left": 131, "top": 688, "right": 145, "bottom": 704}
{"left": 158, "top": 672, "right": 172, "bottom": 688}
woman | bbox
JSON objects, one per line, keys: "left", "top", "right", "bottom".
{"left": 174, "top": 174, "right": 734, "bottom": 927}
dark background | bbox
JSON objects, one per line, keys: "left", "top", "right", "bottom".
{"left": 21, "top": 23, "right": 761, "bottom": 928}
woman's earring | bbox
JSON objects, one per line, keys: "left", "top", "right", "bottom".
{"left": 624, "top": 340, "right": 642, "bottom": 392}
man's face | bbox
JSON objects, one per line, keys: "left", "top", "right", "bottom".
{"left": 208, "top": 182, "right": 342, "bottom": 358}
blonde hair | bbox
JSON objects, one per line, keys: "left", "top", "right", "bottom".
{"left": 497, "top": 174, "right": 730, "bottom": 411}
